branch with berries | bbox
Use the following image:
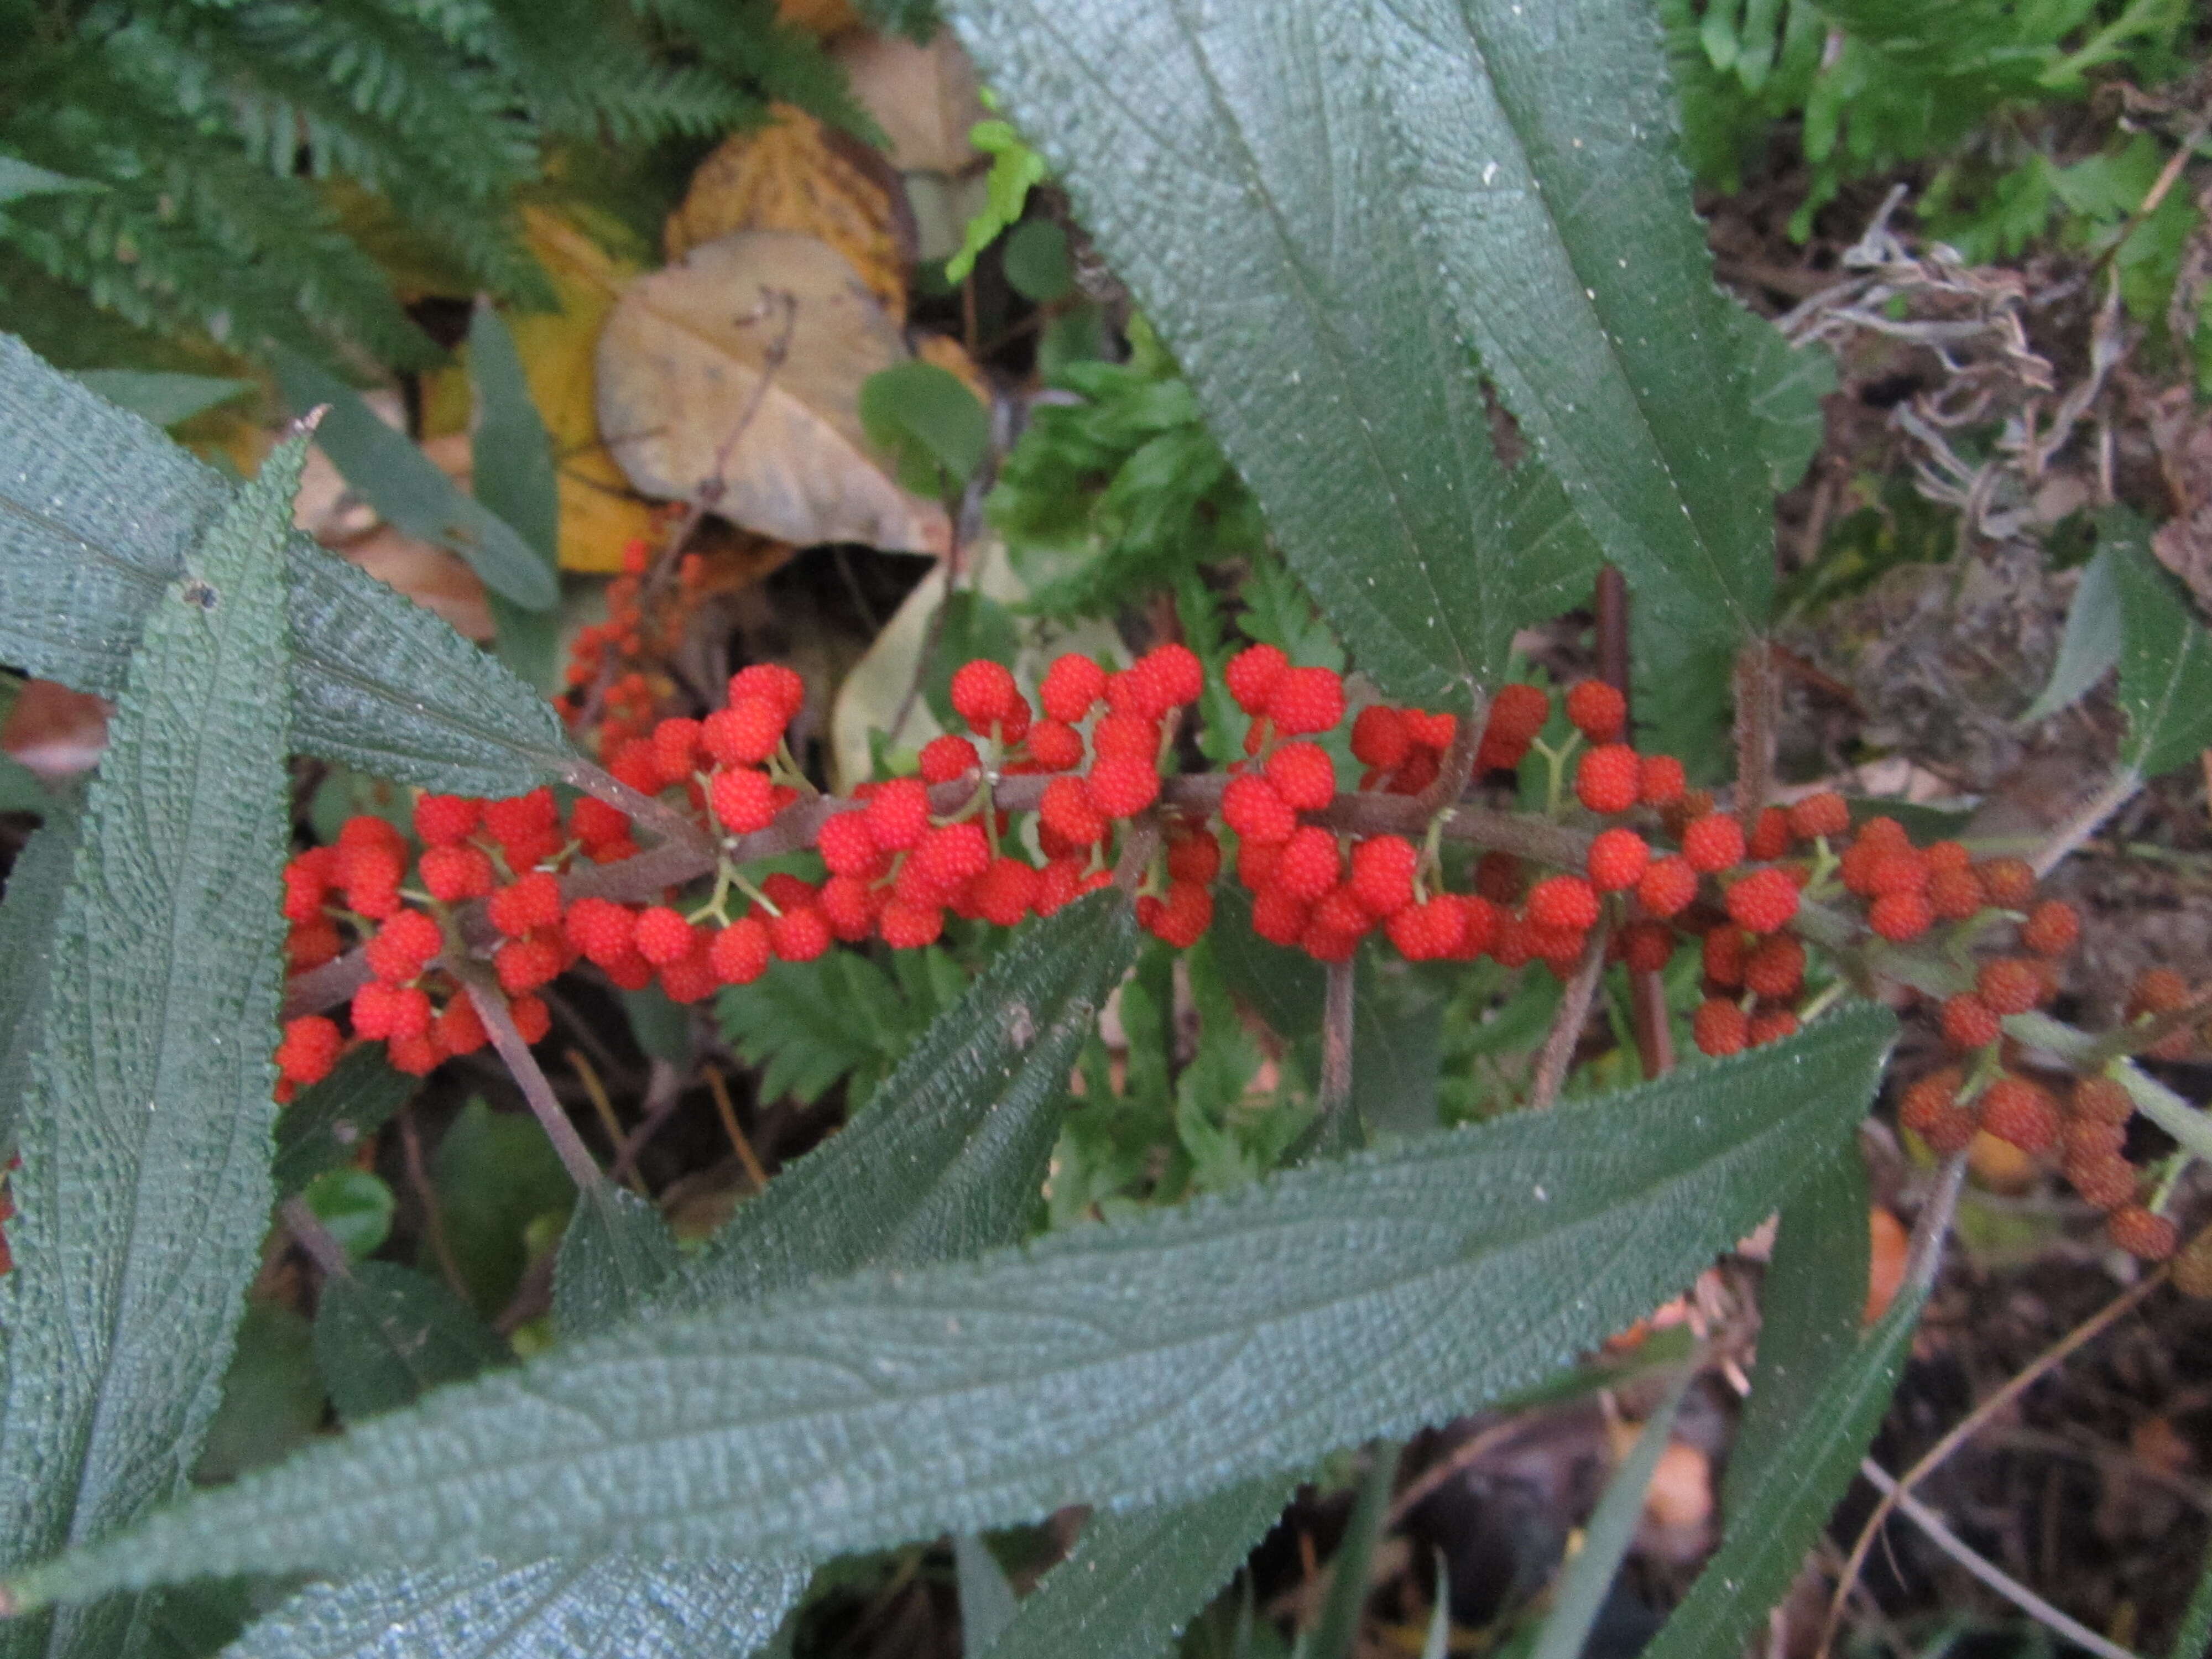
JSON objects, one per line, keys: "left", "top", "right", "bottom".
{"left": 263, "top": 641, "right": 2212, "bottom": 1272}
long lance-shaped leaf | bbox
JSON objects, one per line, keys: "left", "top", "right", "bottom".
{"left": 942, "top": 1, "right": 1601, "bottom": 705}
{"left": 0, "top": 435, "right": 301, "bottom": 1659}
{"left": 1371, "top": 0, "right": 1773, "bottom": 649}
{"left": 979, "top": 1477, "right": 1293, "bottom": 1659}
{"left": 1640, "top": 1146, "right": 1918, "bottom": 1659}
{"left": 0, "top": 813, "right": 78, "bottom": 1162}
{"left": 2110, "top": 516, "right": 2212, "bottom": 781}
{"left": 0, "top": 336, "right": 572, "bottom": 797}
{"left": 219, "top": 891, "right": 1141, "bottom": 1659}
{"left": 8, "top": 1008, "right": 1895, "bottom": 1608}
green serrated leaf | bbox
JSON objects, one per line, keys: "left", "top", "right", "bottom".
{"left": 2020, "top": 541, "right": 2122, "bottom": 725}
{"left": 1731, "top": 309, "right": 1837, "bottom": 493}
{"left": 312, "top": 1262, "right": 508, "bottom": 1425}
{"left": 555, "top": 1184, "right": 684, "bottom": 1340}
{"left": 11, "top": 1010, "right": 1895, "bottom": 1602}
{"left": 218, "top": 889, "right": 1140, "bottom": 1659}
{"left": 69, "top": 372, "right": 254, "bottom": 430}
{"left": 216, "top": 1557, "right": 809, "bottom": 1659}
{"left": 681, "top": 893, "right": 1139, "bottom": 1311}
{"left": 270, "top": 1046, "right": 416, "bottom": 1200}
{"left": 0, "top": 813, "right": 77, "bottom": 1161}
{"left": 946, "top": 0, "right": 1604, "bottom": 703}
{"left": 274, "top": 351, "right": 556, "bottom": 613}
{"left": 979, "top": 1478, "right": 1292, "bottom": 1659}
{"left": 1642, "top": 1150, "right": 1910, "bottom": 1659}
{"left": 0, "top": 432, "right": 301, "bottom": 1657}
{"left": 1528, "top": 1373, "right": 1688, "bottom": 1659}
{"left": 1002, "top": 220, "right": 1072, "bottom": 302}
{"left": 2110, "top": 512, "right": 2212, "bottom": 779}
{"left": 468, "top": 300, "right": 564, "bottom": 693}
{"left": 0, "top": 336, "right": 576, "bottom": 797}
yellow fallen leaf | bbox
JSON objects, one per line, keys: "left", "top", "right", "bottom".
{"left": 776, "top": 0, "right": 861, "bottom": 39}
{"left": 915, "top": 333, "right": 989, "bottom": 404}
{"left": 512, "top": 205, "right": 664, "bottom": 573}
{"left": 664, "top": 105, "right": 909, "bottom": 320}
{"left": 832, "top": 31, "right": 989, "bottom": 175}
{"left": 596, "top": 229, "right": 949, "bottom": 556}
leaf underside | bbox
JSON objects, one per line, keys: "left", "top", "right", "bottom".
{"left": 0, "top": 336, "right": 572, "bottom": 797}
{"left": 19, "top": 1008, "right": 1893, "bottom": 1605}
{"left": 0, "top": 437, "right": 301, "bottom": 1659}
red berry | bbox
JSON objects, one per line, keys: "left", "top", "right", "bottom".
{"left": 634, "top": 905, "right": 696, "bottom": 966}
{"left": 1272, "top": 826, "right": 1341, "bottom": 902}
{"left": 607, "top": 739, "right": 661, "bottom": 796}
{"left": 1564, "top": 680, "right": 1626, "bottom": 743}
{"left": 1682, "top": 813, "right": 1745, "bottom": 874}
{"left": 2107, "top": 1205, "right": 2177, "bottom": 1261}
{"left": 1140, "top": 880, "right": 1213, "bottom": 947}
{"left": 1265, "top": 667, "right": 1345, "bottom": 736}
{"left": 1744, "top": 934, "right": 1806, "bottom": 1000}
{"left": 1746, "top": 807, "right": 1792, "bottom": 862}
{"left": 1027, "top": 719, "right": 1086, "bottom": 771}
{"left": 1574, "top": 745, "right": 1641, "bottom": 815}
{"left": 413, "top": 794, "right": 482, "bottom": 847}
{"left": 709, "top": 768, "right": 778, "bottom": 834}
{"left": 658, "top": 947, "right": 719, "bottom": 1005}
{"left": 286, "top": 918, "right": 342, "bottom": 971}
{"left": 906, "top": 822, "right": 992, "bottom": 902}
{"left": 1928, "top": 867, "right": 1985, "bottom": 920}
{"left": 2021, "top": 900, "right": 2079, "bottom": 957}
{"left": 1725, "top": 868, "right": 1799, "bottom": 934}
{"left": 864, "top": 778, "right": 932, "bottom": 852}
{"left": 274, "top": 1016, "right": 342, "bottom": 1086}
{"left": 1979, "top": 1076, "right": 2059, "bottom": 1155}
{"left": 877, "top": 900, "right": 944, "bottom": 949}
{"left": 768, "top": 905, "right": 832, "bottom": 963}
{"left": 1747, "top": 1008, "right": 1800, "bottom": 1047}
{"left": 1092, "top": 712, "right": 1161, "bottom": 762}
{"left": 1223, "top": 645, "right": 1289, "bottom": 715}
{"left": 508, "top": 994, "right": 552, "bottom": 1045}
{"left": 1485, "top": 683, "right": 1551, "bottom": 743}
{"left": 1238, "top": 837, "right": 1283, "bottom": 891}
{"left": 1976, "top": 857, "right": 2037, "bottom": 909}
{"left": 1868, "top": 891, "right": 1933, "bottom": 942}
{"left": 1265, "top": 742, "right": 1337, "bottom": 812}
{"left": 818, "top": 874, "right": 878, "bottom": 941}
{"left": 1527, "top": 874, "right": 1600, "bottom": 932}
{"left": 1866, "top": 851, "right": 1929, "bottom": 897}
{"left": 1221, "top": 775, "right": 1297, "bottom": 844}
{"left": 565, "top": 897, "right": 638, "bottom": 967}
{"left": 418, "top": 843, "right": 494, "bottom": 903}
{"left": 2072, "top": 1077, "right": 2135, "bottom": 1125}
{"left": 1585, "top": 827, "right": 1650, "bottom": 893}
{"left": 1040, "top": 776, "right": 1108, "bottom": 846}
{"left": 281, "top": 848, "right": 338, "bottom": 924}
{"left": 812, "top": 810, "right": 879, "bottom": 878}
{"left": 1637, "top": 754, "right": 1686, "bottom": 808}
{"left": 1454, "top": 895, "right": 1501, "bottom": 958}
{"left": 1351, "top": 706, "right": 1411, "bottom": 770}
{"left": 1135, "top": 644, "right": 1203, "bottom": 713}
{"left": 1703, "top": 926, "right": 1747, "bottom": 988}
{"left": 1621, "top": 921, "right": 1674, "bottom": 973}
{"left": 920, "top": 734, "right": 979, "bottom": 785}
{"left": 488, "top": 870, "right": 564, "bottom": 938}
{"left": 1693, "top": 999, "right": 1747, "bottom": 1057}
{"left": 1085, "top": 754, "right": 1161, "bottom": 818}
{"left": 972, "top": 857, "right": 1042, "bottom": 927}
{"left": 364, "top": 907, "right": 445, "bottom": 984}
{"left": 729, "top": 664, "right": 805, "bottom": 723}
{"left": 1636, "top": 855, "right": 1697, "bottom": 919}
{"left": 1165, "top": 828, "right": 1222, "bottom": 885}
{"left": 386, "top": 1034, "right": 440, "bottom": 1077}
{"left": 2067, "top": 1152, "right": 2138, "bottom": 1212}
{"left": 702, "top": 697, "right": 786, "bottom": 766}
{"left": 1977, "top": 958, "right": 2043, "bottom": 1016}
{"left": 1348, "top": 836, "right": 1417, "bottom": 917}
{"left": 1250, "top": 886, "right": 1311, "bottom": 945}
{"left": 651, "top": 717, "right": 703, "bottom": 787}
{"left": 951, "top": 659, "right": 1021, "bottom": 732}
{"left": 340, "top": 844, "right": 406, "bottom": 920}
{"left": 432, "top": 996, "right": 488, "bottom": 1058}
{"left": 1787, "top": 792, "right": 1849, "bottom": 841}
{"left": 1041, "top": 653, "right": 1107, "bottom": 723}
{"left": 1940, "top": 993, "right": 2001, "bottom": 1050}
{"left": 1386, "top": 896, "right": 1465, "bottom": 961}
{"left": 494, "top": 934, "right": 563, "bottom": 995}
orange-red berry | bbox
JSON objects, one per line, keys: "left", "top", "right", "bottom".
{"left": 1348, "top": 835, "right": 1418, "bottom": 917}
{"left": 1745, "top": 935, "right": 1806, "bottom": 1000}
{"left": 1586, "top": 827, "right": 1650, "bottom": 893}
{"left": 1867, "top": 891, "right": 1933, "bottom": 942}
{"left": 1636, "top": 855, "right": 1697, "bottom": 919}
{"left": 2107, "top": 1204, "right": 2177, "bottom": 1261}
{"left": 2021, "top": 900, "right": 2080, "bottom": 957}
{"left": 1041, "top": 653, "right": 1108, "bottom": 723}
{"left": 1979, "top": 1076, "right": 2060, "bottom": 1154}
{"left": 1693, "top": 998, "right": 1748, "bottom": 1057}
{"left": 1527, "top": 874, "right": 1600, "bottom": 932}
{"left": 274, "top": 1016, "right": 342, "bottom": 1086}
{"left": 1574, "top": 744, "right": 1640, "bottom": 815}
{"left": 1940, "top": 993, "right": 2001, "bottom": 1050}
{"left": 1786, "top": 792, "right": 1849, "bottom": 842}
{"left": 1682, "top": 813, "right": 1745, "bottom": 874}
{"left": 1265, "top": 743, "right": 1337, "bottom": 812}
{"left": 1725, "top": 868, "right": 1799, "bottom": 934}
{"left": 1564, "top": 680, "right": 1626, "bottom": 743}
{"left": 1637, "top": 754, "right": 1686, "bottom": 808}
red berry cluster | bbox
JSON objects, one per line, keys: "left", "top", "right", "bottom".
{"left": 560, "top": 531, "right": 709, "bottom": 752}
{"left": 272, "top": 790, "right": 583, "bottom": 1092}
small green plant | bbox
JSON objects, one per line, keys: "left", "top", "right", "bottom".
{"left": 2, "top": 4, "right": 2211, "bottom": 1658}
